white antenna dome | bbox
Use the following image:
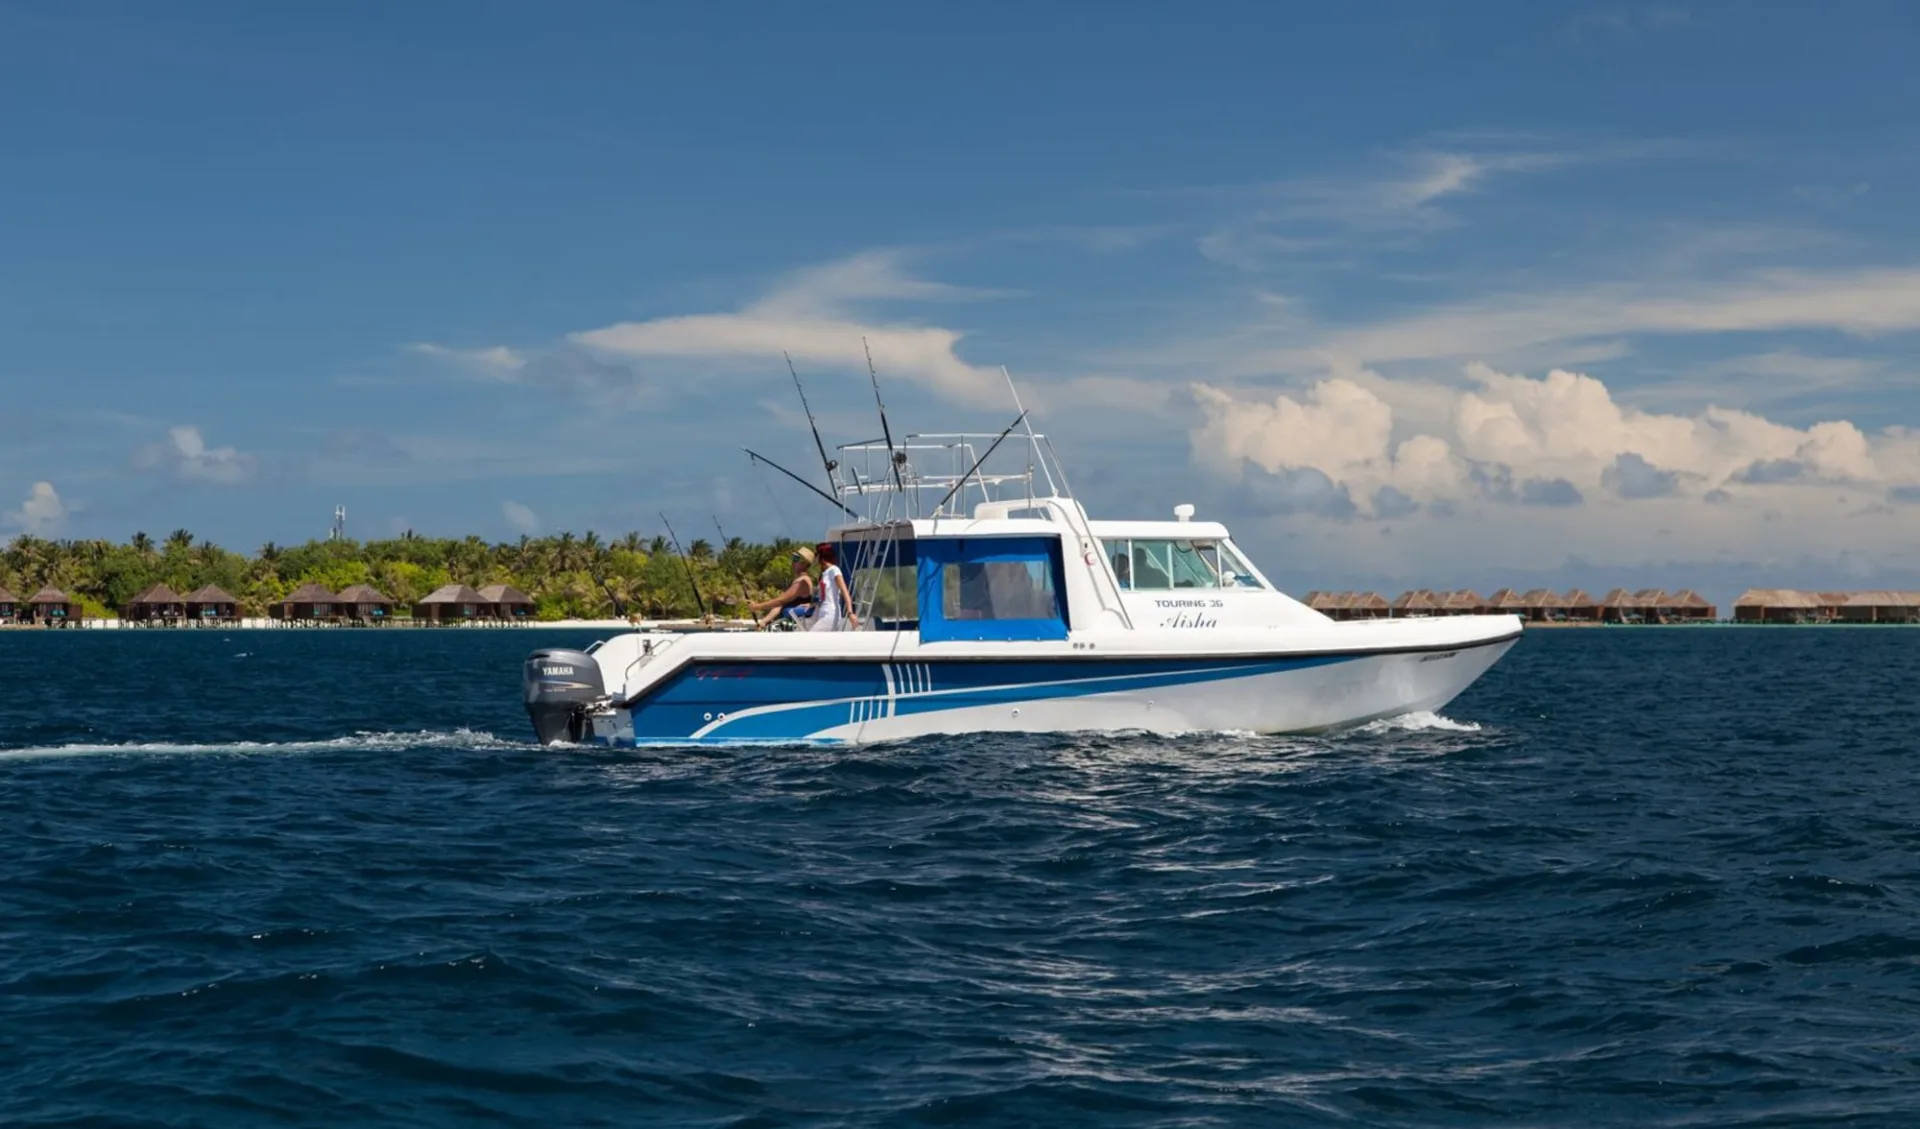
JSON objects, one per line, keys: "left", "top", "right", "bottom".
{"left": 1174, "top": 503, "right": 1195, "bottom": 522}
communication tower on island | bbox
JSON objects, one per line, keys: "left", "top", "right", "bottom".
{"left": 329, "top": 505, "right": 346, "bottom": 542}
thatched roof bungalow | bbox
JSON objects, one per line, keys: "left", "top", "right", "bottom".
{"left": 1733, "top": 588, "right": 1821, "bottom": 624}
{"left": 184, "top": 584, "right": 240, "bottom": 622}
{"left": 415, "top": 584, "right": 492, "bottom": 622}
{"left": 1349, "top": 591, "right": 1391, "bottom": 619}
{"left": 1667, "top": 589, "right": 1716, "bottom": 621}
{"left": 25, "top": 586, "right": 74, "bottom": 625}
{"left": 0, "top": 584, "right": 17, "bottom": 622}
{"left": 1517, "top": 588, "right": 1555, "bottom": 622}
{"left": 126, "top": 583, "right": 186, "bottom": 622}
{"left": 1390, "top": 588, "right": 1441, "bottom": 617}
{"left": 1440, "top": 589, "right": 1483, "bottom": 615}
{"left": 1560, "top": 589, "right": 1602, "bottom": 621}
{"left": 1839, "top": 590, "right": 1920, "bottom": 624}
{"left": 480, "top": 583, "right": 535, "bottom": 620}
{"left": 272, "top": 582, "right": 338, "bottom": 621}
{"left": 1598, "top": 588, "right": 1638, "bottom": 623}
{"left": 335, "top": 584, "right": 396, "bottom": 622}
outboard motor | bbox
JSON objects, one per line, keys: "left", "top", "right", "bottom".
{"left": 523, "top": 648, "right": 604, "bottom": 745}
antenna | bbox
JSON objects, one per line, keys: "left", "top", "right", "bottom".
{"left": 862, "top": 337, "right": 907, "bottom": 496}
{"left": 785, "top": 352, "right": 840, "bottom": 502}
{"left": 329, "top": 505, "right": 346, "bottom": 542}
{"left": 1002, "top": 365, "right": 1057, "bottom": 499}
{"left": 657, "top": 512, "right": 709, "bottom": 622}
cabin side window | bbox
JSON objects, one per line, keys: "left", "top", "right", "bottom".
{"left": 844, "top": 537, "right": 919, "bottom": 624}
{"left": 1098, "top": 538, "right": 1266, "bottom": 590}
{"left": 942, "top": 560, "right": 1059, "bottom": 621}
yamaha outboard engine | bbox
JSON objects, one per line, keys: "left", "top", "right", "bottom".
{"left": 523, "top": 648, "right": 604, "bottom": 745}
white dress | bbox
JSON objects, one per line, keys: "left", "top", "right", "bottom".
{"left": 809, "top": 564, "right": 848, "bottom": 632}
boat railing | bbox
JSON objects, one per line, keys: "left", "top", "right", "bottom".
{"left": 621, "top": 634, "right": 679, "bottom": 690}
{"left": 834, "top": 430, "right": 1070, "bottom": 521}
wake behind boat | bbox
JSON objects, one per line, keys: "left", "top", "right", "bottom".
{"left": 521, "top": 405, "right": 1521, "bottom": 745}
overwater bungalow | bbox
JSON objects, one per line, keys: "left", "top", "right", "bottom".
{"left": 480, "top": 583, "right": 535, "bottom": 621}
{"left": 1668, "top": 589, "right": 1716, "bottom": 622}
{"left": 1839, "top": 591, "right": 1920, "bottom": 624}
{"left": 0, "top": 585, "right": 16, "bottom": 623}
{"left": 1812, "top": 591, "right": 1850, "bottom": 621}
{"left": 1390, "top": 589, "right": 1440, "bottom": 617}
{"left": 25, "top": 587, "right": 74, "bottom": 625}
{"left": 1561, "top": 589, "right": 1603, "bottom": 622}
{"left": 1520, "top": 589, "right": 1557, "bottom": 623}
{"left": 184, "top": 584, "right": 240, "bottom": 623}
{"left": 1441, "top": 589, "right": 1483, "bottom": 616}
{"left": 125, "top": 583, "right": 187, "bottom": 623}
{"left": 415, "top": 584, "right": 492, "bottom": 623}
{"left": 1349, "top": 591, "right": 1391, "bottom": 619}
{"left": 1629, "top": 588, "right": 1667, "bottom": 623}
{"left": 1733, "top": 589, "right": 1821, "bottom": 624}
{"left": 335, "top": 584, "right": 396, "bottom": 623}
{"left": 272, "top": 582, "right": 338, "bottom": 621}
{"left": 1598, "top": 588, "right": 1638, "bottom": 623}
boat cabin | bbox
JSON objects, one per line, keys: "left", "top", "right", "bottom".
{"left": 831, "top": 496, "right": 1318, "bottom": 641}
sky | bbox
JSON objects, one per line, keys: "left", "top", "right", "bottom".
{"left": 4, "top": 0, "right": 1920, "bottom": 602}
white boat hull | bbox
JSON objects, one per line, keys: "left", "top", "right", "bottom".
{"left": 569, "top": 621, "right": 1520, "bottom": 746}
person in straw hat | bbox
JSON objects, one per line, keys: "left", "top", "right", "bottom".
{"left": 749, "top": 544, "right": 818, "bottom": 629}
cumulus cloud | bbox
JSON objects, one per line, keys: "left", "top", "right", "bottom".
{"left": 1601, "top": 452, "right": 1681, "bottom": 499}
{"left": 132, "top": 426, "right": 256, "bottom": 486}
{"left": 1371, "top": 485, "right": 1420, "bottom": 519}
{"left": 1521, "top": 477, "right": 1584, "bottom": 507}
{"left": 1189, "top": 362, "right": 1920, "bottom": 522}
{"left": 1233, "top": 464, "right": 1357, "bottom": 519}
{"left": 502, "top": 500, "right": 541, "bottom": 535}
{"left": 4, "top": 481, "right": 66, "bottom": 534}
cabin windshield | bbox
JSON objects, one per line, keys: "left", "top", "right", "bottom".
{"left": 1102, "top": 538, "right": 1265, "bottom": 591}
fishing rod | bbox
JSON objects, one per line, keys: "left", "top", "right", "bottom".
{"left": 785, "top": 351, "right": 840, "bottom": 502}
{"left": 712, "top": 514, "right": 756, "bottom": 620}
{"left": 743, "top": 448, "right": 859, "bottom": 518}
{"left": 933, "top": 411, "right": 1028, "bottom": 515}
{"left": 862, "top": 337, "right": 908, "bottom": 495}
{"left": 657, "top": 511, "right": 709, "bottom": 621}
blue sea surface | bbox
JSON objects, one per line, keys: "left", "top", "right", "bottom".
{"left": 3, "top": 627, "right": 1918, "bottom": 1127}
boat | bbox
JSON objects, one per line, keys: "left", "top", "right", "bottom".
{"left": 521, "top": 423, "right": 1521, "bottom": 745}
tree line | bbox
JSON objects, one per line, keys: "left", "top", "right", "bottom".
{"left": 0, "top": 529, "right": 808, "bottom": 620}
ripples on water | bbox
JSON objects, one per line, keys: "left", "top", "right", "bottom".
{"left": 3, "top": 629, "right": 1918, "bottom": 1126}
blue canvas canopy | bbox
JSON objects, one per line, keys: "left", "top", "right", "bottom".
{"left": 915, "top": 535, "right": 1069, "bottom": 643}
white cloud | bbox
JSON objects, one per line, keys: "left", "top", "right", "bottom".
{"left": 1190, "top": 363, "right": 1920, "bottom": 524}
{"left": 132, "top": 426, "right": 257, "bottom": 486}
{"left": 570, "top": 249, "right": 1009, "bottom": 407}
{"left": 408, "top": 343, "right": 527, "bottom": 378}
{"left": 502, "top": 500, "right": 541, "bottom": 535}
{"left": 4, "top": 481, "right": 66, "bottom": 534}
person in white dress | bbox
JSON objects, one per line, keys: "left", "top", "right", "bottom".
{"left": 808, "top": 542, "right": 858, "bottom": 632}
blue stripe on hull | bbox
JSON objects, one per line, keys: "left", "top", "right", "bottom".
{"left": 611, "top": 654, "right": 1358, "bottom": 744}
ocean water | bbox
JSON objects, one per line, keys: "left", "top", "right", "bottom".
{"left": 3, "top": 628, "right": 1918, "bottom": 1128}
